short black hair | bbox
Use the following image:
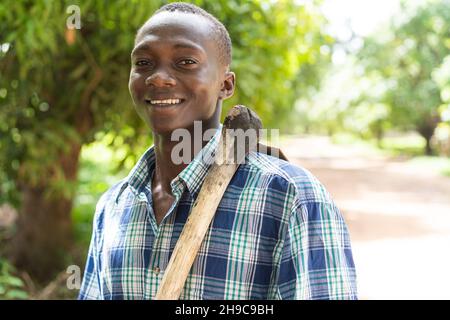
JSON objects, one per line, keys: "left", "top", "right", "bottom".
{"left": 146, "top": 2, "right": 232, "bottom": 67}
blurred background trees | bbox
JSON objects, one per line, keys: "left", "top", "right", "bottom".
{"left": 1, "top": 0, "right": 450, "bottom": 298}
{"left": 358, "top": 1, "right": 450, "bottom": 155}
{"left": 299, "top": 0, "right": 450, "bottom": 156}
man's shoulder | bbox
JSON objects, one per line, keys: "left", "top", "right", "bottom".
{"left": 92, "top": 178, "right": 129, "bottom": 219}
{"left": 243, "top": 151, "right": 334, "bottom": 204}
{"left": 94, "top": 145, "right": 155, "bottom": 216}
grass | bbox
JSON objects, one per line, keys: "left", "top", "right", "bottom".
{"left": 407, "top": 156, "right": 450, "bottom": 177}
{"left": 378, "top": 134, "right": 426, "bottom": 157}
{"left": 330, "top": 133, "right": 386, "bottom": 156}
{"left": 331, "top": 132, "right": 450, "bottom": 178}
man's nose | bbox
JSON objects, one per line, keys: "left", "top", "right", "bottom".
{"left": 145, "top": 69, "right": 176, "bottom": 87}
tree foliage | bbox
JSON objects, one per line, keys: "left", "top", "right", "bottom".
{"left": 358, "top": 0, "right": 450, "bottom": 154}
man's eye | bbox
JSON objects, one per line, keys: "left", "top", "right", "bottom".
{"left": 178, "top": 59, "right": 197, "bottom": 66}
{"left": 135, "top": 60, "right": 151, "bottom": 66}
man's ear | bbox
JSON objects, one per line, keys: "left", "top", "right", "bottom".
{"left": 219, "top": 71, "right": 235, "bottom": 100}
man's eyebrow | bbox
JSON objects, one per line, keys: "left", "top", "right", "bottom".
{"left": 131, "top": 41, "right": 206, "bottom": 56}
{"left": 131, "top": 43, "right": 150, "bottom": 56}
{"left": 173, "top": 43, "right": 204, "bottom": 52}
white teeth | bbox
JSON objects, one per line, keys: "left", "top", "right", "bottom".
{"left": 150, "top": 99, "right": 181, "bottom": 105}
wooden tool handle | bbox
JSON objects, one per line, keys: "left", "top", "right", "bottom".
{"left": 155, "top": 106, "right": 261, "bottom": 300}
{"left": 155, "top": 156, "right": 238, "bottom": 299}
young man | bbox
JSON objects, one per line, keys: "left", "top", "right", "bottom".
{"left": 79, "top": 2, "right": 357, "bottom": 300}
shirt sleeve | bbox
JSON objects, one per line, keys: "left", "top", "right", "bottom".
{"left": 276, "top": 199, "right": 358, "bottom": 299}
{"left": 78, "top": 202, "right": 103, "bottom": 300}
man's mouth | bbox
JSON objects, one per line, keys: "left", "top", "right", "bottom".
{"left": 145, "top": 98, "right": 184, "bottom": 106}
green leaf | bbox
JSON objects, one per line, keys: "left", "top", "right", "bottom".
{"left": 5, "top": 289, "right": 29, "bottom": 300}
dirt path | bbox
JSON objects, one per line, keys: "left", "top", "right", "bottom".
{"left": 280, "top": 136, "right": 450, "bottom": 299}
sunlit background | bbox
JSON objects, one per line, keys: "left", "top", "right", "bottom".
{"left": 1, "top": 0, "right": 449, "bottom": 299}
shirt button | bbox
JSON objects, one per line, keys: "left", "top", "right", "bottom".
{"left": 153, "top": 266, "right": 160, "bottom": 274}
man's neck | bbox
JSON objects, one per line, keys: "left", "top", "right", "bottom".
{"left": 152, "top": 119, "right": 220, "bottom": 194}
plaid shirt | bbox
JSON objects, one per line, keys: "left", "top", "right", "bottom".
{"left": 79, "top": 126, "right": 357, "bottom": 300}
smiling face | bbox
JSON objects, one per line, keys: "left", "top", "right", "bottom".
{"left": 129, "top": 11, "right": 235, "bottom": 134}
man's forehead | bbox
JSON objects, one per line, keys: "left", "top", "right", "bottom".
{"left": 136, "top": 11, "right": 214, "bottom": 44}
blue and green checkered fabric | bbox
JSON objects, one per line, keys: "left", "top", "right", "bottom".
{"left": 79, "top": 126, "right": 357, "bottom": 300}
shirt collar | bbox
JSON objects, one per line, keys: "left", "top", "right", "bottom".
{"left": 176, "top": 124, "right": 222, "bottom": 197}
{"left": 117, "top": 124, "right": 222, "bottom": 201}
